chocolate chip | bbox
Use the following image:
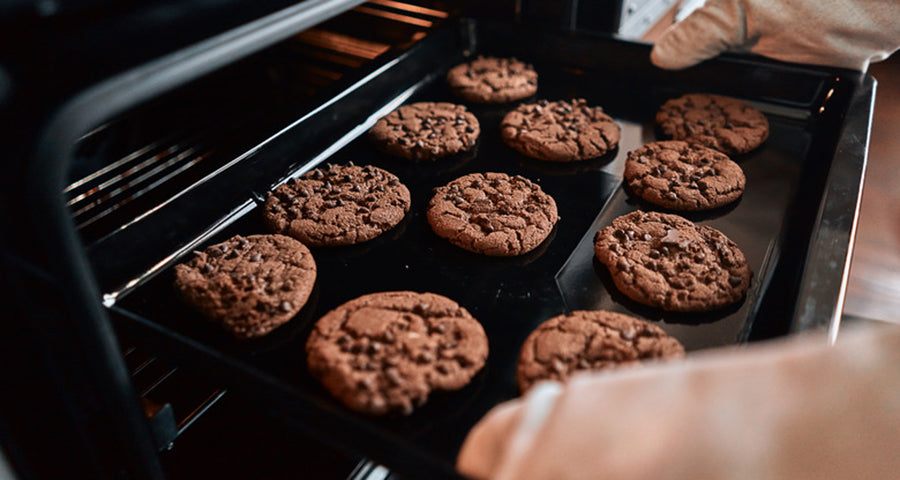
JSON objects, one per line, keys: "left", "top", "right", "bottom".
{"left": 649, "top": 249, "right": 660, "bottom": 259}
{"left": 728, "top": 276, "right": 743, "bottom": 287}
{"left": 201, "top": 263, "right": 214, "bottom": 273}
{"left": 551, "top": 359, "right": 566, "bottom": 373}
{"left": 417, "top": 351, "right": 434, "bottom": 363}
{"left": 249, "top": 253, "right": 261, "bottom": 262}
{"left": 279, "top": 301, "right": 293, "bottom": 312}
{"left": 357, "top": 377, "right": 374, "bottom": 390}
{"left": 369, "top": 396, "right": 386, "bottom": 411}
{"left": 376, "top": 352, "right": 398, "bottom": 367}
{"left": 617, "top": 258, "right": 631, "bottom": 270}
{"left": 385, "top": 368, "right": 403, "bottom": 386}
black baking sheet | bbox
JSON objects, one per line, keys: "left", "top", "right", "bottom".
{"left": 110, "top": 19, "right": 849, "bottom": 477}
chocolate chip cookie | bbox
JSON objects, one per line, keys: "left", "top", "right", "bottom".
{"left": 306, "top": 291, "right": 488, "bottom": 415}
{"left": 594, "top": 211, "right": 751, "bottom": 312}
{"left": 656, "top": 93, "right": 769, "bottom": 155}
{"left": 517, "top": 310, "right": 685, "bottom": 392}
{"left": 174, "top": 234, "right": 317, "bottom": 339}
{"left": 501, "top": 99, "right": 621, "bottom": 162}
{"left": 264, "top": 163, "right": 410, "bottom": 247}
{"left": 426, "top": 172, "right": 559, "bottom": 256}
{"left": 446, "top": 56, "right": 538, "bottom": 104}
{"left": 368, "top": 102, "right": 480, "bottom": 161}
{"left": 624, "top": 140, "right": 745, "bottom": 211}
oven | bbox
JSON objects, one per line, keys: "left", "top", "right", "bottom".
{"left": 0, "top": 0, "right": 873, "bottom": 478}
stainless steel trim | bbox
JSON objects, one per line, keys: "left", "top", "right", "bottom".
{"left": 791, "top": 76, "right": 876, "bottom": 341}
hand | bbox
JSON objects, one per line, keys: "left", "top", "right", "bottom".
{"left": 650, "top": 0, "right": 900, "bottom": 71}
{"left": 456, "top": 325, "right": 900, "bottom": 480}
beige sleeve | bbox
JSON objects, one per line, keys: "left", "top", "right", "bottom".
{"left": 651, "top": 0, "right": 900, "bottom": 71}
{"left": 457, "top": 324, "right": 900, "bottom": 480}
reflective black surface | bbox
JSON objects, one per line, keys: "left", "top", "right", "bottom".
{"left": 116, "top": 74, "right": 623, "bottom": 461}
{"left": 559, "top": 116, "right": 809, "bottom": 350}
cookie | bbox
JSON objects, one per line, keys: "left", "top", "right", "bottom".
{"left": 446, "top": 56, "right": 538, "bottom": 104}
{"left": 655, "top": 93, "right": 769, "bottom": 155}
{"left": 306, "top": 291, "right": 488, "bottom": 415}
{"left": 264, "top": 163, "right": 410, "bottom": 247}
{"left": 426, "top": 172, "right": 559, "bottom": 256}
{"left": 174, "top": 234, "right": 317, "bottom": 339}
{"left": 594, "top": 211, "right": 751, "bottom": 312}
{"left": 368, "top": 102, "right": 480, "bottom": 161}
{"left": 500, "top": 99, "right": 621, "bottom": 162}
{"left": 516, "top": 310, "right": 685, "bottom": 392}
{"left": 624, "top": 140, "right": 745, "bottom": 211}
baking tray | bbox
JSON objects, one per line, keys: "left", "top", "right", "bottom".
{"left": 106, "top": 18, "right": 869, "bottom": 478}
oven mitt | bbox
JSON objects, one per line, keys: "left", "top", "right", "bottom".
{"left": 650, "top": 0, "right": 900, "bottom": 71}
{"left": 457, "top": 324, "right": 900, "bottom": 480}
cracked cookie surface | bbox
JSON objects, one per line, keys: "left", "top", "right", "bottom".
{"left": 594, "top": 211, "right": 751, "bottom": 312}
{"left": 446, "top": 56, "right": 538, "bottom": 104}
{"left": 264, "top": 163, "right": 410, "bottom": 247}
{"left": 656, "top": 93, "right": 769, "bottom": 155}
{"left": 426, "top": 172, "right": 559, "bottom": 256}
{"left": 624, "top": 140, "right": 745, "bottom": 211}
{"left": 174, "top": 234, "right": 317, "bottom": 339}
{"left": 501, "top": 99, "right": 621, "bottom": 162}
{"left": 368, "top": 102, "right": 480, "bottom": 161}
{"left": 517, "top": 310, "right": 685, "bottom": 392}
{"left": 306, "top": 291, "right": 488, "bottom": 415}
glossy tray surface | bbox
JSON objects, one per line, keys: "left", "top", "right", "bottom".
{"left": 111, "top": 19, "right": 861, "bottom": 476}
